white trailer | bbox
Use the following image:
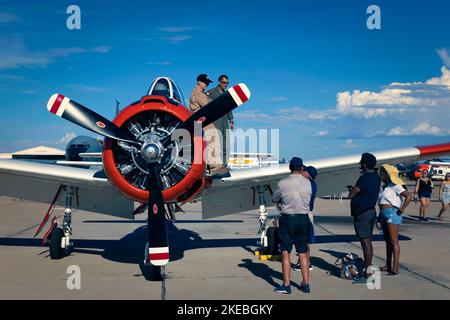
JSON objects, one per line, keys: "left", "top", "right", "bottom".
{"left": 430, "top": 161, "right": 450, "bottom": 180}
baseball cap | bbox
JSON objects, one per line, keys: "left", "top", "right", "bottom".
{"left": 360, "top": 153, "right": 377, "bottom": 169}
{"left": 197, "top": 74, "right": 213, "bottom": 84}
{"left": 305, "top": 166, "right": 318, "bottom": 180}
{"left": 289, "top": 157, "right": 304, "bottom": 171}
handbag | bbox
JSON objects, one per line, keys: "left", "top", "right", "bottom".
{"left": 335, "top": 253, "right": 365, "bottom": 280}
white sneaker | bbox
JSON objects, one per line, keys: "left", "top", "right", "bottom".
{"left": 293, "top": 264, "right": 313, "bottom": 271}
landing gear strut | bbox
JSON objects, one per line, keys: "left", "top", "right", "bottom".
{"left": 256, "top": 185, "right": 280, "bottom": 255}
{"left": 49, "top": 186, "right": 74, "bottom": 259}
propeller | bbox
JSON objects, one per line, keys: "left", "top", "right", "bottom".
{"left": 181, "top": 83, "right": 250, "bottom": 130}
{"left": 47, "top": 94, "right": 142, "bottom": 147}
{"left": 161, "top": 83, "right": 251, "bottom": 147}
{"left": 46, "top": 83, "right": 251, "bottom": 267}
{"left": 146, "top": 163, "right": 169, "bottom": 266}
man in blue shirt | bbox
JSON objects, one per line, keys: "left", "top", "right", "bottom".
{"left": 348, "top": 153, "right": 381, "bottom": 278}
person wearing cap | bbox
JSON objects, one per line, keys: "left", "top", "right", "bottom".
{"left": 272, "top": 157, "right": 312, "bottom": 294}
{"left": 207, "top": 75, "right": 234, "bottom": 168}
{"left": 189, "top": 74, "right": 226, "bottom": 175}
{"left": 378, "top": 164, "right": 412, "bottom": 275}
{"left": 189, "top": 74, "right": 213, "bottom": 113}
{"left": 348, "top": 153, "right": 381, "bottom": 279}
{"left": 293, "top": 166, "right": 318, "bottom": 273}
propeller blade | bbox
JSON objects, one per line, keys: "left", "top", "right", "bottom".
{"left": 179, "top": 83, "right": 250, "bottom": 132}
{"left": 146, "top": 163, "right": 169, "bottom": 266}
{"left": 47, "top": 93, "right": 142, "bottom": 146}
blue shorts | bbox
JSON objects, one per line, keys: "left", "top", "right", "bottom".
{"left": 418, "top": 192, "right": 432, "bottom": 199}
{"left": 278, "top": 214, "right": 310, "bottom": 254}
{"left": 381, "top": 207, "right": 402, "bottom": 225}
{"left": 308, "top": 222, "right": 315, "bottom": 244}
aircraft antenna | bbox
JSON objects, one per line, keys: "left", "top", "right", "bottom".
{"left": 115, "top": 100, "right": 120, "bottom": 116}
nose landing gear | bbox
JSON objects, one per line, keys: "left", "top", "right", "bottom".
{"left": 48, "top": 186, "right": 75, "bottom": 259}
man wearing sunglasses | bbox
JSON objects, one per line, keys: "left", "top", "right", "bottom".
{"left": 207, "top": 75, "right": 235, "bottom": 171}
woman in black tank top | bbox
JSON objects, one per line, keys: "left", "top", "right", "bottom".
{"left": 414, "top": 169, "right": 434, "bottom": 221}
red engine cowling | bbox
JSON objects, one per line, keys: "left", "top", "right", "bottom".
{"left": 103, "top": 95, "right": 206, "bottom": 204}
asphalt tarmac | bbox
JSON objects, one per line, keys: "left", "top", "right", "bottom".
{"left": 0, "top": 182, "right": 449, "bottom": 300}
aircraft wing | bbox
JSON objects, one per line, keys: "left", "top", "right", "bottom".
{"left": 0, "top": 159, "right": 134, "bottom": 219}
{"left": 202, "top": 142, "right": 450, "bottom": 219}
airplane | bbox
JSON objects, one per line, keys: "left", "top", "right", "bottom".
{"left": 0, "top": 76, "right": 449, "bottom": 280}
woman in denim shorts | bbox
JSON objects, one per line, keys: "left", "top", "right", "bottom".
{"left": 378, "top": 164, "right": 412, "bottom": 275}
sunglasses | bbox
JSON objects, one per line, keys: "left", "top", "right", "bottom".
{"left": 221, "top": 81, "right": 229, "bottom": 84}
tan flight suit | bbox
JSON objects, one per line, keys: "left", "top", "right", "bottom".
{"left": 189, "top": 85, "right": 223, "bottom": 169}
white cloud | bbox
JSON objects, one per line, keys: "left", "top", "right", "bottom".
{"left": 132, "top": 37, "right": 153, "bottom": 42}
{"left": 277, "top": 107, "right": 338, "bottom": 121}
{"left": 67, "top": 84, "right": 107, "bottom": 93}
{"left": 437, "top": 48, "right": 450, "bottom": 67}
{"left": 161, "top": 35, "right": 192, "bottom": 44}
{"left": 387, "top": 123, "right": 449, "bottom": 136}
{"left": 336, "top": 66, "right": 450, "bottom": 118}
{"left": 0, "top": 35, "right": 111, "bottom": 70}
{"left": 157, "top": 27, "right": 196, "bottom": 33}
{"left": 425, "top": 65, "right": 450, "bottom": 86}
{"left": 92, "top": 46, "right": 111, "bottom": 53}
{"left": 363, "top": 130, "right": 385, "bottom": 138}
{"left": 0, "top": 74, "right": 36, "bottom": 82}
{"left": 268, "top": 96, "right": 288, "bottom": 102}
{"left": 146, "top": 61, "right": 171, "bottom": 66}
{"left": 342, "top": 139, "right": 359, "bottom": 148}
{"left": 0, "top": 13, "right": 20, "bottom": 24}
{"left": 235, "top": 109, "right": 272, "bottom": 121}
{"left": 314, "top": 131, "right": 328, "bottom": 137}
{"left": 16, "top": 89, "right": 35, "bottom": 94}
{"left": 237, "top": 64, "right": 450, "bottom": 142}
{"left": 58, "top": 132, "right": 77, "bottom": 145}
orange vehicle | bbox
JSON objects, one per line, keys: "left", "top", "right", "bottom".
{"left": 414, "top": 163, "right": 432, "bottom": 179}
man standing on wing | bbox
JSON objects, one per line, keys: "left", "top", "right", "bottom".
{"left": 188, "top": 74, "right": 225, "bottom": 175}
{"left": 207, "top": 74, "right": 234, "bottom": 171}
{"left": 272, "top": 157, "right": 312, "bottom": 294}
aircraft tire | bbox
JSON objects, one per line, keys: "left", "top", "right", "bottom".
{"left": 265, "top": 226, "right": 279, "bottom": 255}
{"left": 142, "top": 264, "right": 162, "bottom": 281}
{"left": 50, "top": 227, "right": 65, "bottom": 260}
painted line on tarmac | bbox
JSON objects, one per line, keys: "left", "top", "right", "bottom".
{"left": 4, "top": 222, "right": 42, "bottom": 238}
{"left": 315, "top": 222, "right": 450, "bottom": 290}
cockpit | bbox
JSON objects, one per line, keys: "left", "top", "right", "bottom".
{"left": 147, "top": 77, "right": 185, "bottom": 105}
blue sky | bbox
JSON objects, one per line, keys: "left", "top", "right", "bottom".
{"left": 0, "top": 0, "right": 449, "bottom": 160}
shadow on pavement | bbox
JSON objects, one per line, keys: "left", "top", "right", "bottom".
{"left": 82, "top": 219, "right": 244, "bottom": 224}
{"left": 0, "top": 223, "right": 411, "bottom": 269}
{"left": 238, "top": 258, "right": 282, "bottom": 288}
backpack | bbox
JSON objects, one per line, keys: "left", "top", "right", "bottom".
{"left": 335, "top": 253, "right": 365, "bottom": 280}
